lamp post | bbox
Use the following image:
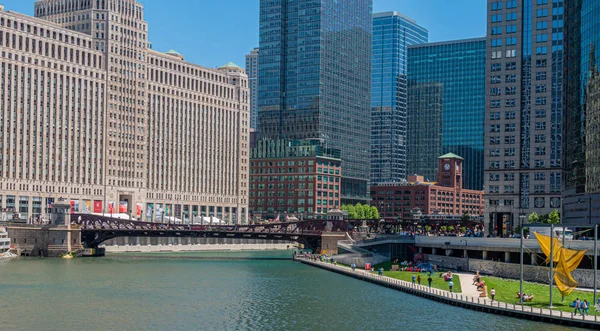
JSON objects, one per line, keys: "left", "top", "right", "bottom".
{"left": 460, "top": 239, "right": 468, "bottom": 272}
{"left": 519, "top": 212, "right": 525, "bottom": 304}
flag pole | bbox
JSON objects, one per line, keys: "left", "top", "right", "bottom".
{"left": 549, "top": 223, "right": 554, "bottom": 307}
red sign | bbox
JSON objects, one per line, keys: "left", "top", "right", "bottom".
{"left": 93, "top": 200, "right": 103, "bottom": 213}
{"left": 70, "top": 200, "right": 75, "bottom": 214}
{"left": 119, "top": 201, "right": 128, "bottom": 213}
{"left": 136, "top": 203, "right": 142, "bottom": 217}
{"left": 108, "top": 202, "right": 115, "bottom": 214}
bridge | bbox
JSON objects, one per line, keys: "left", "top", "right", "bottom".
{"left": 70, "top": 214, "right": 350, "bottom": 253}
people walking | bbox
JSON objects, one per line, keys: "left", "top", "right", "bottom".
{"left": 417, "top": 275, "right": 421, "bottom": 285}
{"left": 351, "top": 263, "right": 356, "bottom": 271}
{"left": 574, "top": 298, "right": 581, "bottom": 315}
{"left": 448, "top": 280, "right": 454, "bottom": 293}
{"left": 412, "top": 274, "right": 416, "bottom": 284}
{"left": 582, "top": 300, "right": 589, "bottom": 315}
{"left": 490, "top": 288, "right": 496, "bottom": 302}
{"left": 427, "top": 275, "right": 433, "bottom": 288}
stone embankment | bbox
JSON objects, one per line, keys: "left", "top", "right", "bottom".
{"left": 296, "top": 257, "right": 600, "bottom": 329}
{"left": 105, "top": 243, "right": 293, "bottom": 253}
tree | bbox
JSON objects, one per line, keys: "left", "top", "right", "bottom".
{"left": 448, "top": 225, "right": 455, "bottom": 233}
{"left": 528, "top": 212, "right": 539, "bottom": 224}
{"left": 355, "top": 203, "right": 365, "bottom": 219}
{"left": 546, "top": 209, "right": 560, "bottom": 224}
{"left": 425, "top": 225, "right": 432, "bottom": 233}
{"left": 440, "top": 225, "right": 447, "bottom": 232}
{"left": 461, "top": 226, "right": 467, "bottom": 233}
{"left": 342, "top": 204, "right": 358, "bottom": 219}
{"left": 369, "top": 206, "right": 380, "bottom": 220}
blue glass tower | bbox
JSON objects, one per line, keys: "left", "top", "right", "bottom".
{"left": 371, "top": 11, "right": 428, "bottom": 185}
{"left": 563, "top": 0, "right": 600, "bottom": 225}
{"left": 258, "top": 0, "right": 373, "bottom": 203}
{"left": 407, "top": 38, "right": 487, "bottom": 190}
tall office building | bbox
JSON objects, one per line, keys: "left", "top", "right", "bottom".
{"left": 407, "top": 38, "right": 487, "bottom": 190}
{"left": 245, "top": 47, "right": 258, "bottom": 130}
{"left": 484, "top": 0, "right": 564, "bottom": 235}
{"left": 371, "top": 11, "right": 428, "bottom": 184}
{"left": 258, "top": 0, "right": 373, "bottom": 203}
{"left": 563, "top": 1, "right": 600, "bottom": 225}
{"left": 0, "top": 1, "right": 249, "bottom": 224}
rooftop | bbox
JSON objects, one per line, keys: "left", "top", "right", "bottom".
{"left": 438, "top": 153, "right": 464, "bottom": 160}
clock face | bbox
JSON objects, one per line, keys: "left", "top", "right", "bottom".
{"left": 444, "top": 163, "right": 450, "bottom": 171}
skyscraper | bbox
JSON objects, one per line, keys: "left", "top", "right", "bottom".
{"left": 371, "top": 11, "right": 428, "bottom": 185}
{"left": 246, "top": 47, "right": 259, "bottom": 130}
{"left": 563, "top": 0, "right": 600, "bottom": 225}
{"left": 484, "top": 0, "right": 564, "bottom": 235}
{"left": 407, "top": 38, "right": 487, "bottom": 190}
{"left": 258, "top": 0, "right": 373, "bottom": 203}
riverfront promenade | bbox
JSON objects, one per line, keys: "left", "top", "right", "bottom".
{"left": 297, "top": 257, "right": 600, "bottom": 329}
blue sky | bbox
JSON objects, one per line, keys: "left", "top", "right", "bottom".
{"left": 3, "top": 0, "right": 486, "bottom": 68}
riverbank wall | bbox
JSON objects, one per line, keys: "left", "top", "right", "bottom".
{"left": 105, "top": 242, "right": 293, "bottom": 253}
{"left": 297, "top": 257, "right": 600, "bottom": 329}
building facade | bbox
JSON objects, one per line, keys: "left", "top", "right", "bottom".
{"left": 371, "top": 11, "right": 428, "bottom": 185}
{"left": 563, "top": 0, "right": 600, "bottom": 225}
{"left": 484, "top": 0, "right": 563, "bottom": 233}
{"left": 249, "top": 139, "right": 342, "bottom": 220}
{"left": 407, "top": 38, "right": 486, "bottom": 190}
{"left": 371, "top": 154, "right": 484, "bottom": 221}
{"left": 0, "top": 1, "right": 249, "bottom": 224}
{"left": 258, "top": 0, "right": 372, "bottom": 203}
{"left": 245, "top": 47, "right": 258, "bottom": 130}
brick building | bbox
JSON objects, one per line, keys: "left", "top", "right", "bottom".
{"left": 371, "top": 153, "right": 484, "bottom": 221}
{"left": 249, "top": 139, "right": 342, "bottom": 220}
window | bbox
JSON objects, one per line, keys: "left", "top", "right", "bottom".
{"left": 505, "top": 111, "right": 516, "bottom": 119}
{"left": 504, "top": 185, "right": 515, "bottom": 193}
{"left": 537, "top": 8, "right": 548, "bottom": 17}
{"left": 489, "top": 136, "right": 501, "bottom": 145}
{"left": 537, "top": 0, "right": 548, "bottom": 4}
{"left": 506, "top": 12, "right": 517, "bottom": 21}
{"left": 535, "top": 121, "right": 546, "bottom": 130}
{"left": 505, "top": 148, "right": 516, "bottom": 157}
{"left": 490, "top": 149, "right": 500, "bottom": 157}
{"left": 492, "top": 14, "right": 502, "bottom": 23}
{"left": 534, "top": 173, "right": 546, "bottom": 181}
{"left": 534, "top": 184, "right": 546, "bottom": 193}
{"left": 535, "top": 160, "right": 546, "bottom": 168}
{"left": 505, "top": 99, "right": 516, "bottom": 107}
{"left": 490, "top": 100, "right": 501, "bottom": 108}
{"left": 492, "top": 39, "right": 502, "bottom": 47}
{"left": 490, "top": 124, "right": 501, "bottom": 132}
{"left": 506, "top": 49, "right": 517, "bottom": 57}
{"left": 491, "top": 51, "right": 503, "bottom": 59}
{"left": 536, "top": 72, "right": 547, "bottom": 80}
{"left": 535, "top": 134, "right": 546, "bottom": 143}
{"left": 489, "top": 186, "right": 500, "bottom": 193}
{"left": 553, "top": 32, "right": 563, "bottom": 41}
{"left": 505, "top": 123, "right": 516, "bottom": 132}
{"left": 536, "top": 46, "right": 547, "bottom": 55}
{"left": 506, "top": 37, "right": 517, "bottom": 45}
{"left": 492, "top": 26, "right": 502, "bottom": 35}
{"left": 491, "top": 1, "right": 502, "bottom": 10}
{"left": 491, "top": 75, "right": 501, "bottom": 84}
{"left": 536, "top": 34, "right": 548, "bottom": 43}
{"left": 506, "top": 62, "right": 516, "bottom": 70}
{"left": 506, "top": 74, "right": 516, "bottom": 83}
{"left": 490, "top": 87, "right": 501, "bottom": 96}
{"left": 505, "top": 136, "right": 516, "bottom": 144}
{"left": 491, "top": 63, "right": 502, "bottom": 72}
{"left": 490, "top": 161, "right": 500, "bottom": 169}
{"left": 505, "top": 86, "right": 516, "bottom": 95}
{"left": 535, "top": 97, "right": 547, "bottom": 105}
{"left": 535, "top": 109, "right": 546, "bottom": 118}
{"left": 535, "top": 147, "right": 546, "bottom": 155}
{"left": 506, "top": 25, "right": 517, "bottom": 33}
{"left": 536, "top": 59, "right": 547, "bottom": 68}
{"left": 506, "top": 0, "right": 517, "bottom": 8}
{"left": 490, "top": 112, "right": 501, "bottom": 120}
{"left": 536, "top": 21, "right": 548, "bottom": 30}
{"left": 535, "top": 84, "right": 547, "bottom": 93}
{"left": 504, "top": 173, "right": 515, "bottom": 181}
{"left": 552, "top": 7, "right": 564, "bottom": 16}
{"left": 489, "top": 173, "right": 500, "bottom": 181}
{"left": 504, "top": 160, "right": 516, "bottom": 169}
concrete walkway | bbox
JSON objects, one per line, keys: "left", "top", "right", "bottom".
{"left": 454, "top": 272, "right": 483, "bottom": 298}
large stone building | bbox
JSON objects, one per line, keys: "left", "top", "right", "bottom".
{"left": 249, "top": 139, "right": 342, "bottom": 220}
{"left": 0, "top": 1, "right": 249, "bottom": 224}
{"left": 371, "top": 11, "right": 428, "bottom": 185}
{"left": 484, "top": 0, "right": 564, "bottom": 233}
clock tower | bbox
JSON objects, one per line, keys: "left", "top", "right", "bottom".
{"left": 437, "top": 153, "right": 464, "bottom": 189}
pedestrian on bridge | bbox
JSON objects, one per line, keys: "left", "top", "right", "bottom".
{"left": 417, "top": 275, "right": 421, "bottom": 285}
{"left": 427, "top": 276, "right": 432, "bottom": 288}
{"left": 412, "top": 274, "right": 416, "bottom": 284}
{"left": 448, "top": 280, "right": 454, "bottom": 293}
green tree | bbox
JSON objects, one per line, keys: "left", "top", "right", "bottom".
{"left": 546, "top": 209, "right": 560, "bottom": 224}
{"left": 539, "top": 214, "right": 549, "bottom": 224}
{"left": 528, "top": 212, "right": 539, "bottom": 224}
{"left": 369, "top": 206, "right": 380, "bottom": 220}
{"left": 440, "top": 225, "right": 447, "bottom": 232}
{"left": 448, "top": 225, "right": 455, "bottom": 232}
{"left": 355, "top": 203, "right": 365, "bottom": 219}
{"left": 461, "top": 226, "right": 467, "bottom": 233}
{"left": 343, "top": 204, "right": 358, "bottom": 219}
{"left": 425, "top": 225, "right": 432, "bottom": 233}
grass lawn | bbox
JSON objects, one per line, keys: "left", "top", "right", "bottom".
{"left": 482, "top": 276, "right": 600, "bottom": 315}
{"left": 383, "top": 271, "right": 462, "bottom": 293}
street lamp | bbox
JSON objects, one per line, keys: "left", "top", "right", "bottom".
{"left": 460, "top": 239, "right": 469, "bottom": 272}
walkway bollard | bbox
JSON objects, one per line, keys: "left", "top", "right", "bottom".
{"left": 505, "top": 302, "right": 507, "bottom": 309}
{"left": 560, "top": 311, "right": 562, "bottom": 318}
{"left": 478, "top": 298, "right": 480, "bottom": 304}
{"left": 571, "top": 312, "right": 573, "bottom": 319}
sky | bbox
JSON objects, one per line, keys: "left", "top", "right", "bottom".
{"left": 2, "top": 0, "right": 486, "bottom": 69}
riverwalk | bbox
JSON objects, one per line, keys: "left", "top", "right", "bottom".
{"left": 296, "top": 257, "right": 600, "bottom": 329}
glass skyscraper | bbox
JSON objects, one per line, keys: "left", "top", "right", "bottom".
{"left": 258, "top": 0, "right": 373, "bottom": 203}
{"left": 407, "top": 38, "right": 487, "bottom": 190}
{"left": 563, "top": 0, "right": 600, "bottom": 225}
{"left": 371, "top": 11, "right": 428, "bottom": 184}
{"left": 484, "top": 0, "right": 564, "bottom": 235}
{"left": 246, "top": 47, "right": 259, "bottom": 130}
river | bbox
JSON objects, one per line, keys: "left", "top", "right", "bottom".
{"left": 0, "top": 251, "right": 582, "bottom": 330}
